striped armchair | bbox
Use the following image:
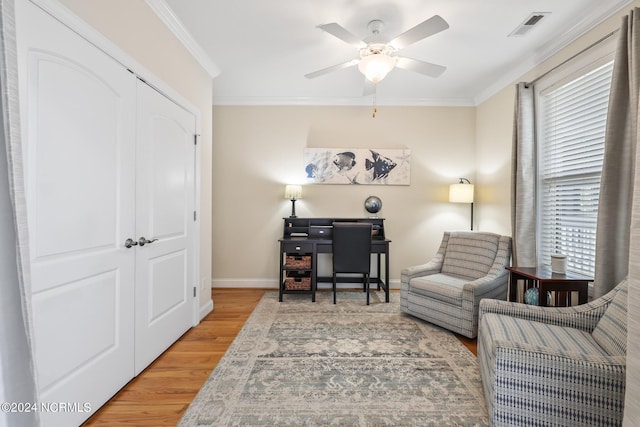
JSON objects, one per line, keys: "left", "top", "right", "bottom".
{"left": 400, "top": 231, "right": 512, "bottom": 338}
{"left": 478, "top": 278, "right": 627, "bottom": 427}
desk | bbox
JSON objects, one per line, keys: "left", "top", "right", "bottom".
{"left": 278, "top": 218, "right": 390, "bottom": 303}
{"left": 507, "top": 266, "right": 591, "bottom": 307}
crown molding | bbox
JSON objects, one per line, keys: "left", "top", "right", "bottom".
{"left": 145, "top": 0, "right": 220, "bottom": 79}
{"left": 212, "top": 95, "right": 475, "bottom": 107}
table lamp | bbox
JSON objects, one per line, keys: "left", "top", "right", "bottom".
{"left": 284, "top": 185, "right": 302, "bottom": 218}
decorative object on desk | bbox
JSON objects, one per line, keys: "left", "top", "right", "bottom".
{"left": 551, "top": 253, "right": 567, "bottom": 274}
{"left": 364, "top": 195, "right": 382, "bottom": 215}
{"left": 303, "top": 148, "right": 410, "bottom": 185}
{"left": 449, "top": 178, "right": 474, "bottom": 230}
{"left": 523, "top": 287, "right": 552, "bottom": 306}
{"left": 284, "top": 185, "right": 302, "bottom": 218}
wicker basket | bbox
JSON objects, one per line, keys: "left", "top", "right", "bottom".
{"left": 285, "top": 255, "right": 311, "bottom": 269}
{"left": 284, "top": 276, "right": 311, "bottom": 291}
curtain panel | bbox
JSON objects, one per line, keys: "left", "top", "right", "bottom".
{"left": 510, "top": 82, "right": 537, "bottom": 267}
{"left": 614, "top": 8, "right": 640, "bottom": 426}
{"left": 0, "top": 0, "right": 40, "bottom": 426}
{"left": 594, "top": 8, "right": 640, "bottom": 298}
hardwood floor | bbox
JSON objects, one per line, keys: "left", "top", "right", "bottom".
{"left": 82, "top": 288, "right": 477, "bottom": 426}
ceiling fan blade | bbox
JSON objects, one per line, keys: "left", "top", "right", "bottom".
{"left": 395, "top": 56, "right": 446, "bottom": 78}
{"left": 304, "top": 59, "right": 360, "bottom": 79}
{"left": 390, "top": 15, "right": 449, "bottom": 49}
{"left": 318, "top": 23, "right": 367, "bottom": 49}
{"left": 363, "top": 79, "right": 376, "bottom": 96}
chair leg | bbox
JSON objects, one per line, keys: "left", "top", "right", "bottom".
{"left": 365, "top": 273, "right": 370, "bottom": 305}
{"left": 333, "top": 273, "right": 337, "bottom": 304}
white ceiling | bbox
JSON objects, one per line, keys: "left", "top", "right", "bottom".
{"left": 157, "top": 0, "right": 631, "bottom": 106}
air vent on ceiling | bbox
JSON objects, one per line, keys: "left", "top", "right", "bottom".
{"left": 508, "top": 12, "right": 550, "bottom": 37}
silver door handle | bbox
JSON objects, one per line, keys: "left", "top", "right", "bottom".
{"left": 138, "top": 236, "right": 158, "bottom": 247}
{"left": 124, "top": 238, "right": 138, "bottom": 248}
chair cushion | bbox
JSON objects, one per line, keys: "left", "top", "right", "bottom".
{"left": 482, "top": 312, "right": 610, "bottom": 357}
{"left": 408, "top": 273, "right": 468, "bottom": 307}
{"left": 441, "top": 232, "right": 500, "bottom": 280}
{"left": 591, "top": 279, "right": 628, "bottom": 356}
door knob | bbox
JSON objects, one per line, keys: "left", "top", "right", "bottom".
{"left": 138, "top": 236, "right": 158, "bottom": 247}
{"left": 124, "top": 238, "right": 138, "bottom": 248}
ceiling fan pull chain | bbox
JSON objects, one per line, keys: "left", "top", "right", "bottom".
{"left": 372, "top": 92, "right": 378, "bottom": 118}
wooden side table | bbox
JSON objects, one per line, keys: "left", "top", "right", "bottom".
{"left": 506, "top": 266, "right": 592, "bottom": 307}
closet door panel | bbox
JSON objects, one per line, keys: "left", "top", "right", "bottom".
{"left": 16, "top": 1, "right": 136, "bottom": 425}
{"left": 135, "top": 81, "right": 195, "bottom": 374}
{"left": 30, "top": 55, "right": 120, "bottom": 259}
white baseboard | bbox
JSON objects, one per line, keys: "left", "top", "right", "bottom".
{"left": 211, "top": 279, "right": 278, "bottom": 288}
{"left": 211, "top": 278, "right": 401, "bottom": 290}
{"left": 199, "top": 299, "right": 213, "bottom": 320}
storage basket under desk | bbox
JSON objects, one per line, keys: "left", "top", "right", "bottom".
{"left": 284, "top": 272, "right": 312, "bottom": 291}
{"left": 284, "top": 255, "right": 311, "bottom": 269}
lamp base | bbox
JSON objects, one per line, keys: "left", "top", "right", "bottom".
{"left": 470, "top": 202, "right": 474, "bottom": 231}
{"left": 289, "top": 199, "right": 297, "bottom": 218}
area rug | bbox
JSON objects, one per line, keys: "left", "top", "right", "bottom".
{"left": 178, "top": 291, "right": 489, "bottom": 426}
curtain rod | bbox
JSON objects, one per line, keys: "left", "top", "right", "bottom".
{"left": 525, "top": 29, "right": 619, "bottom": 87}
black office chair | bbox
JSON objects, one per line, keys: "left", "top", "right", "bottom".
{"left": 332, "top": 222, "right": 373, "bottom": 305}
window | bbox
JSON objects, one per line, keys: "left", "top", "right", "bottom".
{"left": 537, "top": 57, "right": 614, "bottom": 277}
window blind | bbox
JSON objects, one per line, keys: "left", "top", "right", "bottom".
{"left": 539, "top": 60, "right": 614, "bottom": 276}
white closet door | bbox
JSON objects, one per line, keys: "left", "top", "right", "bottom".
{"left": 134, "top": 81, "right": 196, "bottom": 374}
{"left": 16, "top": 1, "right": 136, "bottom": 426}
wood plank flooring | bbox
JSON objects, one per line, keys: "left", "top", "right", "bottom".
{"left": 82, "top": 288, "right": 477, "bottom": 426}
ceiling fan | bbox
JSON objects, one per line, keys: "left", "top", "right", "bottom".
{"left": 305, "top": 15, "right": 450, "bottom": 91}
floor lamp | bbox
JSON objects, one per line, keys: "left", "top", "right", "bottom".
{"left": 449, "top": 178, "right": 474, "bottom": 230}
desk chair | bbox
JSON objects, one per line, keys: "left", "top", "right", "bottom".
{"left": 332, "top": 222, "right": 373, "bottom": 305}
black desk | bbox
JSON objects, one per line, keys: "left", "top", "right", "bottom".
{"left": 278, "top": 218, "right": 390, "bottom": 303}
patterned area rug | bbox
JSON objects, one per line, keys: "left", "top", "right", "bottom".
{"left": 179, "top": 291, "right": 488, "bottom": 426}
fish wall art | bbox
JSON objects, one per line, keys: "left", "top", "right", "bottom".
{"left": 303, "top": 148, "right": 411, "bottom": 185}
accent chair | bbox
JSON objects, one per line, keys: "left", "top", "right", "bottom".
{"left": 477, "top": 278, "right": 627, "bottom": 426}
{"left": 400, "top": 231, "right": 512, "bottom": 338}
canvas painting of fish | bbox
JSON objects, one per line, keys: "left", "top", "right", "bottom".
{"left": 303, "top": 148, "right": 410, "bottom": 185}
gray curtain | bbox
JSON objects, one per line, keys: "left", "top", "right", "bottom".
{"left": 593, "top": 9, "right": 640, "bottom": 425}
{"left": 0, "top": 1, "right": 40, "bottom": 426}
{"left": 510, "top": 82, "right": 537, "bottom": 267}
{"left": 594, "top": 8, "right": 640, "bottom": 298}
{"left": 614, "top": 9, "right": 640, "bottom": 426}
{"left": 626, "top": 91, "right": 640, "bottom": 425}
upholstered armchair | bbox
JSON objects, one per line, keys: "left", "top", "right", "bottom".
{"left": 478, "top": 279, "right": 627, "bottom": 426}
{"left": 400, "top": 231, "right": 512, "bottom": 338}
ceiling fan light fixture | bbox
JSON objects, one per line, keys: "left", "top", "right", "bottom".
{"left": 358, "top": 53, "right": 396, "bottom": 84}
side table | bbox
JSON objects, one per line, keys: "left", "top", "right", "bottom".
{"left": 506, "top": 266, "right": 592, "bottom": 307}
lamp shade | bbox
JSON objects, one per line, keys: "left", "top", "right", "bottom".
{"left": 284, "top": 184, "right": 302, "bottom": 200}
{"left": 358, "top": 53, "right": 396, "bottom": 84}
{"left": 449, "top": 183, "right": 474, "bottom": 203}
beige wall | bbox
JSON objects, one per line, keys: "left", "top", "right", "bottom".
{"left": 475, "top": 86, "right": 514, "bottom": 235}
{"left": 212, "top": 105, "right": 479, "bottom": 287}
{"left": 56, "top": 0, "right": 214, "bottom": 312}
